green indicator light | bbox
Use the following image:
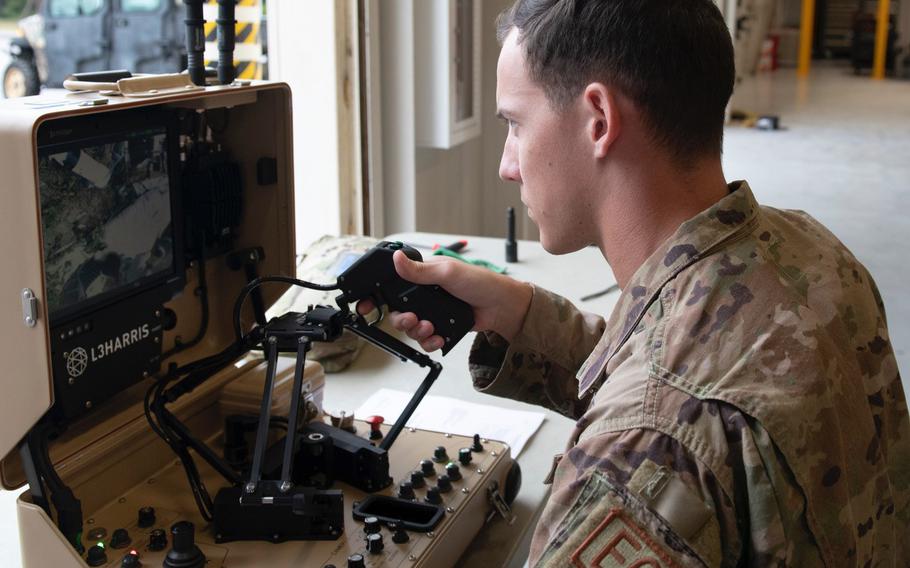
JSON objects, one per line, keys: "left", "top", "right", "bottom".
{"left": 97, "top": 542, "right": 105, "bottom": 549}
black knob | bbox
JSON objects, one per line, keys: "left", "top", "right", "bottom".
{"left": 420, "top": 459, "right": 436, "bottom": 477}
{"left": 164, "top": 521, "right": 206, "bottom": 568}
{"left": 121, "top": 551, "right": 141, "bottom": 568}
{"left": 445, "top": 461, "right": 462, "bottom": 481}
{"left": 148, "top": 528, "right": 167, "bottom": 551}
{"left": 366, "top": 532, "right": 384, "bottom": 554}
{"left": 347, "top": 554, "right": 366, "bottom": 568}
{"left": 409, "top": 470, "right": 425, "bottom": 488}
{"left": 392, "top": 527, "right": 410, "bottom": 544}
{"left": 425, "top": 486, "right": 442, "bottom": 504}
{"left": 459, "top": 447, "right": 473, "bottom": 465}
{"left": 437, "top": 474, "right": 452, "bottom": 493}
{"left": 472, "top": 434, "right": 484, "bottom": 452}
{"left": 398, "top": 480, "right": 415, "bottom": 500}
{"left": 433, "top": 445, "right": 449, "bottom": 463}
{"left": 86, "top": 544, "right": 108, "bottom": 567}
{"left": 363, "top": 516, "right": 381, "bottom": 535}
{"left": 138, "top": 506, "right": 155, "bottom": 528}
{"left": 110, "top": 528, "right": 131, "bottom": 549}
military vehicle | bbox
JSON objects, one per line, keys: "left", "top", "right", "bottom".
{"left": 4, "top": 0, "right": 199, "bottom": 98}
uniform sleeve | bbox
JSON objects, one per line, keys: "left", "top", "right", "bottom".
{"left": 468, "top": 285, "right": 605, "bottom": 419}
{"left": 531, "top": 428, "right": 733, "bottom": 568}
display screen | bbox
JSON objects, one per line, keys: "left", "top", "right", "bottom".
{"left": 38, "top": 126, "right": 176, "bottom": 320}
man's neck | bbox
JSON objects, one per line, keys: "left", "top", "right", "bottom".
{"left": 597, "top": 158, "right": 729, "bottom": 289}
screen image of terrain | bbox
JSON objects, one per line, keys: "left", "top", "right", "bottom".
{"left": 39, "top": 128, "right": 174, "bottom": 318}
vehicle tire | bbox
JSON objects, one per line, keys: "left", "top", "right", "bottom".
{"left": 3, "top": 59, "right": 40, "bottom": 98}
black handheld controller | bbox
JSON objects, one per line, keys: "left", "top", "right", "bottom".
{"left": 334, "top": 241, "right": 474, "bottom": 355}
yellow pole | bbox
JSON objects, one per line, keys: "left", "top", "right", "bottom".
{"left": 798, "top": 0, "right": 815, "bottom": 77}
{"left": 872, "top": 0, "right": 891, "bottom": 79}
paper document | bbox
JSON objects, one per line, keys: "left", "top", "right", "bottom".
{"left": 354, "top": 388, "right": 545, "bottom": 457}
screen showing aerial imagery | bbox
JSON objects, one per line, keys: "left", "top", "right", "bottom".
{"left": 39, "top": 127, "right": 175, "bottom": 318}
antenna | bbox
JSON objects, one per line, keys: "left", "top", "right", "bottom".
{"left": 183, "top": 0, "right": 206, "bottom": 86}
{"left": 217, "top": 0, "right": 238, "bottom": 85}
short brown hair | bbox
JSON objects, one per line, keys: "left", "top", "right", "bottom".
{"left": 498, "top": 0, "right": 735, "bottom": 166}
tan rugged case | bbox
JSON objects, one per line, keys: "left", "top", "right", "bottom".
{"left": 0, "top": 84, "right": 515, "bottom": 568}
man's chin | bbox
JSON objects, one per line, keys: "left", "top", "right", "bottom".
{"left": 539, "top": 233, "right": 585, "bottom": 256}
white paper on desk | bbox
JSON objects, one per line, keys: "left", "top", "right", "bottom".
{"left": 353, "top": 389, "right": 545, "bottom": 457}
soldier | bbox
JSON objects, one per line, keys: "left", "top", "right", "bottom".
{"left": 363, "top": 0, "right": 910, "bottom": 565}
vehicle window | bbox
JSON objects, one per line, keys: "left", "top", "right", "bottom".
{"left": 49, "top": 0, "right": 105, "bottom": 17}
{"left": 122, "top": 0, "right": 162, "bottom": 12}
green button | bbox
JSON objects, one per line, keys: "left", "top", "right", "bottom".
{"left": 389, "top": 241, "right": 403, "bottom": 250}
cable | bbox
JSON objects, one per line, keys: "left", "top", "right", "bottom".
{"left": 162, "top": 238, "right": 210, "bottom": 360}
{"left": 26, "top": 423, "right": 84, "bottom": 553}
{"left": 232, "top": 276, "right": 339, "bottom": 341}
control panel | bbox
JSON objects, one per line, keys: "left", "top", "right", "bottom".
{"left": 71, "top": 423, "right": 517, "bottom": 568}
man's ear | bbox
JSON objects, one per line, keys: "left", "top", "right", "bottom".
{"left": 583, "top": 83, "right": 620, "bottom": 159}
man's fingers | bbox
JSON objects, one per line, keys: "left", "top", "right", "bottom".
{"left": 356, "top": 299, "right": 376, "bottom": 315}
{"left": 420, "top": 336, "right": 445, "bottom": 352}
{"left": 389, "top": 311, "right": 418, "bottom": 332}
{"left": 393, "top": 250, "right": 453, "bottom": 285}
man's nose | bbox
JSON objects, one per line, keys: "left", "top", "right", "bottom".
{"left": 499, "top": 144, "right": 520, "bottom": 183}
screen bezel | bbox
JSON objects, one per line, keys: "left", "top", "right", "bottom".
{"left": 36, "top": 109, "right": 185, "bottom": 325}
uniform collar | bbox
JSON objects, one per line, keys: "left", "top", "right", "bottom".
{"left": 576, "top": 180, "right": 760, "bottom": 396}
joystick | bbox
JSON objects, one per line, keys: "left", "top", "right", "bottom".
{"left": 334, "top": 241, "right": 475, "bottom": 355}
{"left": 163, "top": 521, "right": 206, "bottom": 568}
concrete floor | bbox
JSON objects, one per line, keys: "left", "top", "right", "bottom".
{"left": 723, "top": 61, "right": 910, "bottom": 398}
{"left": 0, "top": 61, "right": 908, "bottom": 566}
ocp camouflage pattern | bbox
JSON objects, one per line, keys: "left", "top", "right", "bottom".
{"left": 469, "top": 181, "right": 909, "bottom": 566}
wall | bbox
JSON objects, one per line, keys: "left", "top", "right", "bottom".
{"left": 379, "top": 0, "right": 537, "bottom": 241}
{"left": 415, "top": 0, "right": 536, "bottom": 240}
{"left": 267, "top": 0, "right": 344, "bottom": 253}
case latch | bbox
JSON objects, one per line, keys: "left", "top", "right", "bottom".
{"left": 21, "top": 288, "right": 37, "bottom": 327}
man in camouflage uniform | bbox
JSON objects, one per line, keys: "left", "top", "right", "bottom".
{"left": 369, "top": 0, "right": 910, "bottom": 565}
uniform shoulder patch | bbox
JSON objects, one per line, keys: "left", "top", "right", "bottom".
{"left": 568, "top": 507, "right": 681, "bottom": 568}
{"left": 539, "top": 470, "right": 705, "bottom": 568}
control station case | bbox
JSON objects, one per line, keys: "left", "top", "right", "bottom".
{"left": 0, "top": 83, "right": 519, "bottom": 568}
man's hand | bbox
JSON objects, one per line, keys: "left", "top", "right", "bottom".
{"left": 357, "top": 250, "right": 532, "bottom": 352}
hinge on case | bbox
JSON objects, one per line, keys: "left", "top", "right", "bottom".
{"left": 21, "top": 288, "right": 37, "bottom": 328}
{"left": 487, "top": 481, "right": 516, "bottom": 525}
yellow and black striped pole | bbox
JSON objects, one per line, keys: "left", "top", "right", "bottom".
{"left": 204, "top": 0, "right": 263, "bottom": 80}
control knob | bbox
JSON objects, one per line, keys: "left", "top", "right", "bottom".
{"left": 121, "top": 550, "right": 141, "bottom": 568}
{"left": 363, "top": 516, "right": 381, "bottom": 535}
{"left": 459, "top": 447, "right": 473, "bottom": 465}
{"left": 433, "top": 445, "right": 449, "bottom": 463}
{"left": 409, "top": 470, "right": 426, "bottom": 488}
{"left": 148, "top": 528, "right": 167, "bottom": 551}
{"left": 110, "top": 528, "right": 131, "bottom": 549}
{"left": 398, "top": 480, "right": 415, "bottom": 500}
{"left": 138, "top": 506, "right": 156, "bottom": 528}
{"left": 366, "top": 533, "right": 384, "bottom": 554}
{"left": 420, "top": 459, "right": 436, "bottom": 477}
{"left": 86, "top": 544, "right": 107, "bottom": 567}
{"left": 347, "top": 553, "right": 366, "bottom": 568}
{"left": 446, "top": 461, "right": 462, "bottom": 481}
{"left": 425, "top": 486, "right": 442, "bottom": 504}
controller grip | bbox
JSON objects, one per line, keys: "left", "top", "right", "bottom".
{"left": 386, "top": 284, "right": 474, "bottom": 355}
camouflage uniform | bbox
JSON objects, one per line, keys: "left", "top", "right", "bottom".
{"left": 469, "top": 182, "right": 910, "bottom": 567}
